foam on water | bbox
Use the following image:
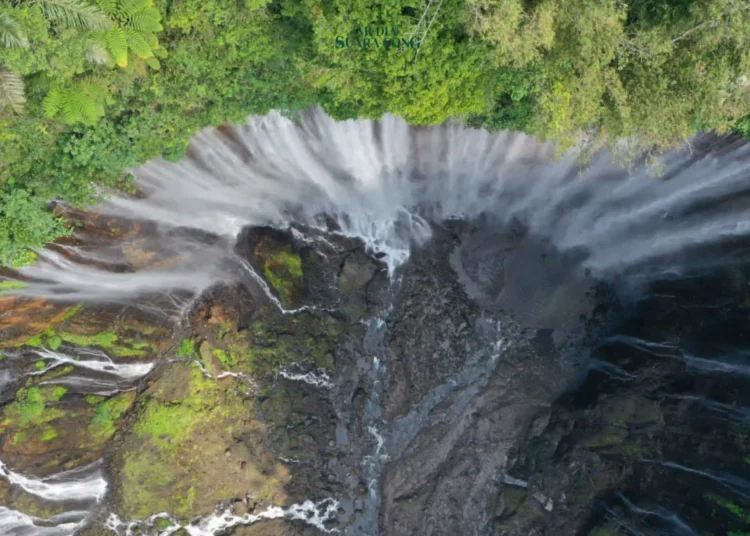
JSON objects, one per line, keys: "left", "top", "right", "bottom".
{"left": 105, "top": 498, "right": 340, "bottom": 536}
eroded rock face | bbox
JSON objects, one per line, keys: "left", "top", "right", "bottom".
{"left": 0, "top": 218, "right": 604, "bottom": 535}
{"left": 377, "top": 222, "right": 605, "bottom": 536}
{"left": 5, "top": 219, "right": 750, "bottom": 536}
{"left": 490, "top": 266, "right": 750, "bottom": 536}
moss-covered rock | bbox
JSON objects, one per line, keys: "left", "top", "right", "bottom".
{"left": 112, "top": 363, "right": 290, "bottom": 521}
{"left": 253, "top": 237, "right": 305, "bottom": 307}
{"left": 0, "top": 480, "right": 68, "bottom": 519}
{"left": 0, "top": 387, "right": 135, "bottom": 476}
{"left": 187, "top": 300, "right": 340, "bottom": 379}
{"left": 2, "top": 301, "right": 170, "bottom": 360}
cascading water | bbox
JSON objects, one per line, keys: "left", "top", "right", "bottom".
{"left": 15, "top": 107, "right": 750, "bottom": 299}
{"left": 2, "top": 107, "right": 750, "bottom": 536}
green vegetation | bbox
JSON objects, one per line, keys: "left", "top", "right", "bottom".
{"left": 15, "top": 385, "right": 67, "bottom": 425}
{"left": 262, "top": 247, "right": 303, "bottom": 302}
{"left": 154, "top": 519, "right": 176, "bottom": 530}
{"left": 118, "top": 364, "right": 268, "bottom": 519}
{"left": 176, "top": 338, "right": 195, "bottom": 358}
{"left": 87, "top": 390, "right": 135, "bottom": 439}
{"left": 38, "top": 363, "right": 74, "bottom": 381}
{"left": 3, "top": 0, "right": 750, "bottom": 263}
{"left": 0, "top": 385, "right": 67, "bottom": 444}
{"left": 133, "top": 367, "right": 224, "bottom": 452}
{"left": 0, "top": 280, "right": 27, "bottom": 290}
{"left": 210, "top": 347, "right": 237, "bottom": 368}
{"left": 20, "top": 324, "right": 148, "bottom": 357}
{"left": 706, "top": 492, "right": 750, "bottom": 523}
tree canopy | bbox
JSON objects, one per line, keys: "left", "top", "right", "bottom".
{"left": 1, "top": 0, "right": 750, "bottom": 266}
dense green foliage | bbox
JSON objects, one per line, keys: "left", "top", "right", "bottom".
{"left": 1, "top": 0, "right": 750, "bottom": 265}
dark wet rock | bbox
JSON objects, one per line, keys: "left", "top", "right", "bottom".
{"left": 338, "top": 251, "right": 378, "bottom": 323}
{"left": 384, "top": 226, "right": 481, "bottom": 421}
{"left": 377, "top": 221, "right": 603, "bottom": 536}
{"left": 7, "top": 216, "right": 750, "bottom": 536}
{"left": 488, "top": 265, "right": 750, "bottom": 536}
{"left": 231, "top": 519, "right": 323, "bottom": 535}
{"left": 0, "top": 480, "right": 69, "bottom": 519}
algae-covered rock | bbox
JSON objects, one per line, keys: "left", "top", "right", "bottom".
{"left": 231, "top": 519, "right": 323, "bottom": 535}
{"left": 253, "top": 236, "right": 305, "bottom": 307}
{"left": 0, "top": 299, "right": 82, "bottom": 348}
{"left": 111, "top": 362, "right": 290, "bottom": 521}
{"left": 184, "top": 303, "right": 339, "bottom": 380}
{"left": 1, "top": 301, "right": 170, "bottom": 360}
{"left": 0, "top": 387, "right": 135, "bottom": 476}
{"left": 0, "top": 479, "right": 68, "bottom": 519}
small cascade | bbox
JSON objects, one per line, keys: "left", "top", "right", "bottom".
{"left": 0, "top": 508, "right": 90, "bottom": 536}
{"left": 641, "top": 460, "right": 750, "bottom": 499}
{"left": 105, "top": 498, "right": 340, "bottom": 536}
{"left": 29, "top": 348, "right": 153, "bottom": 383}
{"left": 0, "top": 460, "right": 107, "bottom": 503}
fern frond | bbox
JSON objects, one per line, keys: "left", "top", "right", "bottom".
{"left": 85, "top": 39, "right": 111, "bottom": 63}
{"left": 42, "top": 85, "right": 64, "bottom": 118}
{"left": 105, "top": 26, "right": 128, "bottom": 67}
{"left": 43, "top": 77, "right": 110, "bottom": 124}
{"left": 0, "top": 67, "right": 26, "bottom": 114}
{"left": 142, "top": 30, "right": 158, "bottom": 48}
{"left": 153, "top": 43, "right": 167, "bottom": 58}
{"left": 25, "top": 72, "right": 52, "bottom": 95}
{"left": 0, "top": 12, "right": 29, "bottom": 49}
{"left": 133, "top": 57, "right": 146, "bottom": 76}
{"left": 94, "top": 0, "right": 117, "bottom": 17}
{"left": 80, "top": 75, "right": 109, "bottom": 99}
{"left": 127, "top": 9, "right": 161, "bottom": 32}
{"left": 62, "top": 89, "right": 85, "bottom": 123}
{"left": 144, "top": 56, "right": 159, "bottom": 70}
{"left": 126, "top": 27, "right": 152, "bottom": 57}
{"left": 117, "top": 0, "right": 149, "bottom": 19}
{"left": 32, "top": 0, "right": 112, "bottom": 30}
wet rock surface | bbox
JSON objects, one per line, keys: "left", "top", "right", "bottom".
{"left": 377, "top": 221, "right": 606, "bottom": 536}
{"left": 3, "top": 219, "right": 750, "bottom": 536}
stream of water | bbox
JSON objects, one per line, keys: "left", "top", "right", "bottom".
{"left": 3, "top": 108, "right": 750, "bottom": 535}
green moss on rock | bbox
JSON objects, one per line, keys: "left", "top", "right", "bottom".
{"left": 253, "top": 240, "right": 304, "bottom": 305}
{"left": 0, "top": 385, "right": 135, "bottom": 475}
{"left": 87, "top": 391, "right": 137, "bottom": 441}
{"left": 116, "top": 363, "right": 290, "bottom": 520}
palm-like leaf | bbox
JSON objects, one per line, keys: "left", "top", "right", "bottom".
{"left": 31, "top": 0, "right": 112, "bottom": 30}
{"left": 144, "top": 56, "right": 159, "bottom": 70}
{"left": 126, "top": 27, "right": 151, "bottom": 57}
{"left": 42, "top": 85, "right": 64, "bottom": 118}
{"left": 0, "top": 12, "right": 29, "bottom": 48}
{"left": 105, "top": 26, "right": 128, "bottom": 66}
{"left": 128, "top": 8, "right": 161, "bottom": 33}
{"left": 95, "top": 0, "right": 117, "bottom": 17}
{"left": 0, "top": 67, "right": 25, "bottom": 114}
{"left": 85, "top": 39, "right": 111, "bottom": 63}
{"left": 117, "top": 0, "right": 149, "bottom": 19}
{"left": 43, "top": 76, "right": 110, "bottom": 124}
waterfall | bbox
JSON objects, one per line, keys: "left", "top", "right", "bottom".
{"left": 8, "top": 107, "right": 750, "bottom": 299}
{"left": 3, "top": 108, "right": 750, "bottom": 536}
